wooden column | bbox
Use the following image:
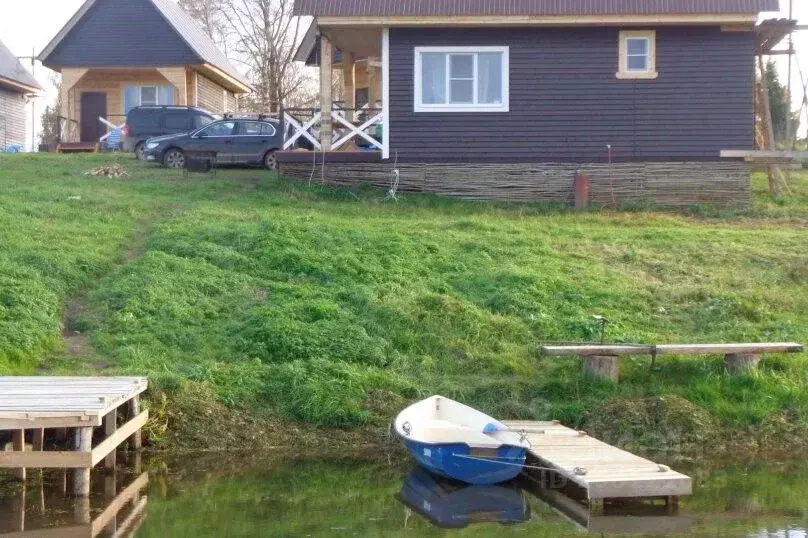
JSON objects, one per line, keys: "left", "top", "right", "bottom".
{"left": 582, "top": 355, "right": 620, "bottom": 382}
{"left": 725, "top": 353, "right": 760, "bottom": 374}
{"left": 343, "top": 52, "right": 356, "bottom": 111}
{"left": 320, "top": 34, "right": 334, "bottom": 151}
{"left": 104, "top": 410, "right": 117, "bottom": 468}
{"left": 73, "top": 427, "right": 93, "bottom": 497}
{"left": 59, "top": 68, "right": 88, "bottom": 142}
{"left": 367, "top": 62, "right": 381, "bottom": 106}
{"left": 381, "top": 28, "right": 390, "bottom": 160}
{"left": 12, "top": 429, "right": 25, "bottom": 481}
{"left": 129, "top": 396, "right": 142, "bottom": 450}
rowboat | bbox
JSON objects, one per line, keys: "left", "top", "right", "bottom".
{"left": 397, "top": 467, "right": 530, "bottom": 529}
{"left": 394, "top": 395, "right": 531, "bottom": 485}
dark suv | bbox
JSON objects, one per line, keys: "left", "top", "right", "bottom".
{"left": 141, "top": 116, "right": 282, "bottom": 170}
{"left": 123, "top": 106, "right": 215, "bottom": 159}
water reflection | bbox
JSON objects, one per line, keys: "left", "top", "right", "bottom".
{"left": 397, "top": 467, "right": 530, "bottom": 529}
{"left": 1, "top": 454, "right": 807, "bottom": 536}
{"left": 0, "top": 465, "right": 147, "bottom": 538}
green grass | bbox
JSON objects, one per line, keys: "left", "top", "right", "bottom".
{"left": 1, "top": 153, "right": 807, "bottom": 444}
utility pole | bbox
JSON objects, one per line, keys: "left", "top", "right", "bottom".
{"left": 17, "top": 46, "right": 38, "bottom": 152}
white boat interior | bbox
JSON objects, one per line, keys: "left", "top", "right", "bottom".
{"left": 395, "top": 396, "right": 530, "bottom": 449}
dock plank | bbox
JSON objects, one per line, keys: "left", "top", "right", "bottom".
{"left": 504, "top": 421, "right": 692, "bottom": 500}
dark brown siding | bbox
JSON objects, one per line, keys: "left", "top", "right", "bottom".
{"left": 388, "top": 26, "right": 755, "bottom": 163}
{"left": 295, "top": 0, "right": 777, "bottom": 16}
{"left": 0, "top": 86, "right": 27, "bottom": 148}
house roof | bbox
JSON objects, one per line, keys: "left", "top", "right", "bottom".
{"left": 0, "top": 39, "right": 41, "bottom": 93}
{"left": 294, "top": 0, "right": 779, "bottom": 17}
{"left": 39, "top": 0, "right": 250, "bottom": 90}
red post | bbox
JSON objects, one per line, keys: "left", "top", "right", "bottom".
{"left": 574, "top": 170, "right": 590, "bottom": 211}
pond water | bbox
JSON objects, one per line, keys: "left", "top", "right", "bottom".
{"left": 1, "top": 452, "right": 807, "bottom": 537}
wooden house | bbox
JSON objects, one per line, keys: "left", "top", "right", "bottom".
{"left": 0, "top": 39, "right": 41, "bottom": 150}
{"left": 38, "top": 0, "right": 251, "bottom": 145}
{"left": 281, "top": 0, "right": 782, "bottom": 207}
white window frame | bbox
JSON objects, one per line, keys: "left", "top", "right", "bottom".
{"left": 617, "top": 30, "right": 658, "bottom": 80}
{"left": 414, "top": 46, "right": 509, "bottom": 113}
{"left": 139, "top": 86, "right": 159, "bottom": 106}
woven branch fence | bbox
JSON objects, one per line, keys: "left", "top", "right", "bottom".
{"left": 279, "top": 161, "right": 751, "bottom": 207}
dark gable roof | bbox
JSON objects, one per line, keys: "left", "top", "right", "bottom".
{"left": 294, "top": 0, "right": 780, "bottom": 17}
{"left": 39, "top": 0, "right": 249, "bottom": 88}
{"left": 0, "top": 39, "right": 41, "bottom": 92}
{"left": 150, "top": 0, "right": 249, "bottom": 87}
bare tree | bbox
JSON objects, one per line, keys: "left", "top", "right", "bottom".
{"left": 216, "top": 0, "right": 308, "bottom": 113}
{"left": 177, "top": 0, "right": 228, "bottom": 50}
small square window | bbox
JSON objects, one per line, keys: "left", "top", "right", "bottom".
{"left": 140, "top": 86, "right": 158, "bottom": 106}
{"left": 617, "top": 31, "right": 658, "bottom": 80}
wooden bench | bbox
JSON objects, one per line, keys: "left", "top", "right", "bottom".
{"left": 540, "top": 343, "right": 804, "bottom": 381}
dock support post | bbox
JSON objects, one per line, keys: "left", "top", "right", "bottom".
{"left": 128, "top": 396, "right": 142, "bottom": 450}
{"left": 583, "top": 355, "right": 620, "bottom": 382}
{"left": 73, "top": 427, "right": 93, "bottom": 497}
{"left": 724, "top": 353, "right": 760, "bottom": 374}
{"left": 33, "top": 428, "right": 44, "bottom": 451}
{"left": 12, "top": 429, "right": 25, "bottom": 481}
{"left": 104, "top": 410, "right": 117, "bottom": 468}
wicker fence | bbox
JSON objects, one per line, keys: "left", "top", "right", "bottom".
{"left": 279, "top": 161, "right": 751, "bottom": 207}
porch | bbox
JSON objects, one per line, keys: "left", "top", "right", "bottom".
{"left": 57, "top": 66, "right": 238, "bottom": 144}
{"left": 282, "top": 25, "right": 389, "bottom": 160}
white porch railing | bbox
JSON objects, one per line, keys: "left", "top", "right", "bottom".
{"left": 282, "top": 105, "right": 385, "bottom": 153}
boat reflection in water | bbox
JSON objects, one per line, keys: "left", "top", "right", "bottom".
{"left": 397, "top": 467, "right": 530, "bottom": 529}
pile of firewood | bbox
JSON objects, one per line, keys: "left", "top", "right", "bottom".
{"left": 85, "top": 164, "right": 129, "bottom": 178}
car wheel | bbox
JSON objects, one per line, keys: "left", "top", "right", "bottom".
{"left": 264, "top": 150, "right": 278, "bottom": 171}
{"left": 134, "top": 142, "right": 146, "bottom": 161}
{"left": 163, "top": 149, "right": 186, "bottom": 169}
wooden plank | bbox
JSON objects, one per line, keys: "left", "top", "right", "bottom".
{"left": 721, "top": 150, "right": 808, "bottom": 159}
{"left": 542, "top": 345, "right": 654, "bottom": 357}
{"left": 0, "top": 416, "right": 102, "bottom": 430}
{"left": 0, "top": 450, "right": 91, "bottom": 468}
{"left": 656, "top": 343, "right": 803, "bottom": 355}
{"left": 90, "top": 473, "right": 149, "bottom": 537}
{"left": 541, "top": 343, "right": 803, "bottom": 357}
{"left": 91, "top": 411, "right": 148, "bottom": 467}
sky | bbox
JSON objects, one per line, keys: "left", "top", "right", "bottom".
{"left": 0, "top": 0, "right": 806, "bottom": 149}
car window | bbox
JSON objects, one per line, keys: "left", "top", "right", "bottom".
{"left": 164, "top": 111, "right": 193, "bottom": 130}
{"left": 195, "top": 115, "right": 214, "bottom": 128}
{"left": 241, "top": 122, "right": 277, "bottom": 136}
{"left": 127, "top": 109, "right": 160, "bottom": 130}
{"left": 198, "top": 121, "right": 236, "bottom": 137}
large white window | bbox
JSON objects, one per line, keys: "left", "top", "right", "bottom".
{"left": 414, "top": 46, "right": 509, "bottom": 112}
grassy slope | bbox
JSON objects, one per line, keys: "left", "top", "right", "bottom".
{"left": 1, "top": 153, "right": 807, "bottom": 448}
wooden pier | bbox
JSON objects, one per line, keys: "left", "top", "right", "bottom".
{"left": 0, "top": 377, "right": 148, "bottom": 497}
{"left": 503, "top": 420, "right": 692, "bottom": 502}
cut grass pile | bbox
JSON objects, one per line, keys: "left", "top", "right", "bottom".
{"left": 1, "top": 153, "right": 807, "bottom": 445}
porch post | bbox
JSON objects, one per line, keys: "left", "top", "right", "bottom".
{"left": 381, "top": 28, "right": 390, "bottom": 160}
{"left": 343, "top": 52, "right": 355, "bottom": 111}
{"left": 320, "top": 33, "right": 333, "bottom": 151}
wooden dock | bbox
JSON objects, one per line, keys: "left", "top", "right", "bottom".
{"left": 0, "top": 377, "right": 148, "bottom": 497}
{"left": 503, "top": 420, "right": 692, "bottom": 501}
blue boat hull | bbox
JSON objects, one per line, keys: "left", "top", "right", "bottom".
{"left": 402, "top": 439, "right": 526, "bottom": 485}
